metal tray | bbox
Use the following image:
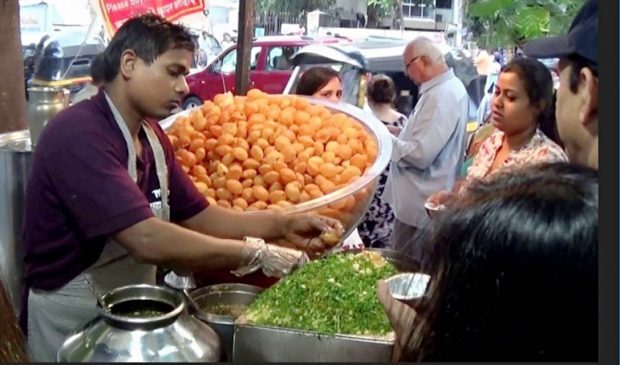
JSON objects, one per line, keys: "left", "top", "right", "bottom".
{"left": 230, "top": 249, "right": 418, "bottom": 362}
{"left": 233, "top": 318, "right": 394, "bottom": 362}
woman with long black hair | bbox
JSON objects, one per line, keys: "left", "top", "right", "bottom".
{"left": 380, "top": 162, "right": 597, "bottom": 361}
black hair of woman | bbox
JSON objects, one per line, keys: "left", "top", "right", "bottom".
{"left": 366, "top": 74, "right": 397, "bottom": 105}
{"left": 410, "top": 162, "right": 597, "bottom": 362}
{"left": 295, "top": 66, "right": 341, "bottom": 96}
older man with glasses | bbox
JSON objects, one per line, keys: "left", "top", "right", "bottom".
{"left": 382, "top": 37, "right": 469, "bottom": 267}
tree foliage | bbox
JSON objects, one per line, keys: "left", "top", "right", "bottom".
{"left": 367, "top": 0, "right": 403, "bottom": 29}
{"left": 367, "top": 0, "right": 397, "bottom": 15}
{"left": 465, "top": 0, "right": 585, "bottom": 49}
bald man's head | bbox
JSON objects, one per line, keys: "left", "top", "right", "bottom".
{"left": 403, "top": 37, "right": 448, "bottom": 84}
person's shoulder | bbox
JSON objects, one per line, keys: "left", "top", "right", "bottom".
{"left": 482, "top": 128, "right": 503, "bottom": 147}
{"left": 535, "top": 132, "right": 569, "bottom": 162}
{"left": 60, "top": 98, "right": 108, "bottom": 131}
{"left": 145, "top": 118, "right": 168, "bottom": 140}
{"left": 37, "top": 92, "right": 116, "bottom": 151}
{"left": 449, "top": 75, "right": 468, "bottom": 93}
{"left": 437, "top": 71, "right": 467, "bottom": 95}
{"left": 145, "top": 118, "right": 174, "bottom": 152}
{"left": 72, "top": 84, "right": 99, "bottom": 103}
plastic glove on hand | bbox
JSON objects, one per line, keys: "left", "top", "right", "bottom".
{"left": 260, "top": 243, "right": 310, "bottom": 277}
{"left": 232, "top": 237, "right": 309, "bottom": 278}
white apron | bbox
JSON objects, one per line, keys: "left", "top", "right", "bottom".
{"left": 27, "top": 93, "right": 170, "bottom": 362}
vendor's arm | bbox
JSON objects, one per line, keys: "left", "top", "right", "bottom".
{"left": 46, "top": 122, "right": 302, "bottom": 276}
{"left": 113, "top": 217, "right": 248, "bottom": 271}
{"left": 390, "top": 94, "right": 463, "bottom": 170}
{"left": 181, "top": 205, "right": 287, "bottom": 240}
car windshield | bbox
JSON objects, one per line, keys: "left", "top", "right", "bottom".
{"left": 220, "top": 46, "right": 261, "bottom": 73}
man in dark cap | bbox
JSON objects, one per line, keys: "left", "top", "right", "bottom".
{"left": 524, "top": 0, "right": 598, "bottom": 168}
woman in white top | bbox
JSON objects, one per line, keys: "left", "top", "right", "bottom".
{"left": 357, "top": 74, "right": 407, "bottom": 248}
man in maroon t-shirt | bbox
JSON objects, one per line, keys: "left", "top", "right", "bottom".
{"left": 21, "top": 14, "right": 341, "bottom": 361}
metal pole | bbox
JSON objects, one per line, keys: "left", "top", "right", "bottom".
{"left": 235, "top": 0, "right": 254, "bottom": 95}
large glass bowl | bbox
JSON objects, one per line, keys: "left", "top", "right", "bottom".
{"left": 159, "top": 96, "right": 393, "bottom": 239}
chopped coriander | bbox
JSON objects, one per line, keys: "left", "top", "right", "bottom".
{"left": 246, "top": 251, "right": 398, "bottom": 336}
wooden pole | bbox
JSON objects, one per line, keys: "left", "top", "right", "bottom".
{"left": 235, "top": 0, "right": 254, "bottom": 96}
{"left": 0, "top": 0, "right": 27, "bottom": 133}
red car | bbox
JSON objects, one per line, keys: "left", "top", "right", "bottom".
{"left": 182, "top": 35, "right": 349, "bottom": 109}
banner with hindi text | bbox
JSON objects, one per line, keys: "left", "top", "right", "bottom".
{"left": 98, "top": 0, "right": 205, "bottom": 36}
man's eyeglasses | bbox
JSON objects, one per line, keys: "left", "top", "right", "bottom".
{"left": 405, "top": 55, "right": 422, "bottom": 69}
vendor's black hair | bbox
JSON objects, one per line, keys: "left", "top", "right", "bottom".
{"left": 89, "top": 53, "right": 105, "bottom": 84}
{"left": 102, "top": 13, "right": 195, "bottom": 82}
{"left": 406, "top": 163, "right": 597, "bottom": 361}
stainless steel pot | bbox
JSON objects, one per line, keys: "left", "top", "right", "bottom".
{"left": 57, "top": 284, "right": 222, "bottom": 362}
{"left": 0, "top": 130, "right": 32, "bottom": 315}
{"left": 26, "top": 86, "right": 69, "bottom": 146}
{"left": 189, "top": 283, "right": 263, "bottom": 361}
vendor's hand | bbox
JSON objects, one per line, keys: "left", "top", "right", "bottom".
{"left": 278, "top": 214, "right": 345, "bottom": 254}
{"left": 377, "top": 279, "right": 418, "bottom": 362}
{"left": 260, "top": 243, "right": 309, "bottom": 278}
{"left": 232, "top": 237, "right": 309, "bottom": 278}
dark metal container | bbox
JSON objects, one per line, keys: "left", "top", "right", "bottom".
{"left": 189, "top": 283, "right": 263, "bottom": 361}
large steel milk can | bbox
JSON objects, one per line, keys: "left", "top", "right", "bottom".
{"left": 58, "top": 285, "right": 222, "bottom": 362}
{"left": 1, "top": 88, "right": 69, "bottom": 315}
{"left": 26, "top": 86, "right": 69, "bottom": 146}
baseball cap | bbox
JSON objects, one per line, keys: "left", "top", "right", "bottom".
{"left": 524, "top": 0, "right": 597, "bottom": 67}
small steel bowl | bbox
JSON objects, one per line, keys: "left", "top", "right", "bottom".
{"left": 385, "top": 272, "right": 431, "bottom": 301}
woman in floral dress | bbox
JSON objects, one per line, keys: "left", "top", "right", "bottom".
{"left": 428, "top": 57, "right": 567, "bottom": 207}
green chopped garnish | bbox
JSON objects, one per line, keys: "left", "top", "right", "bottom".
{"left": 246, "top": 251, "right": 398, "bottom": 336}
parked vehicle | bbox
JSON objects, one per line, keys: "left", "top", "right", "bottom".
{"left": 284, "top": 37, "right": 480, "bottom": 117}
{"left": 182, "top": 35, "right": 350, "bottom": 109}
{"left": 30, "top": 30, "right": 105, "bottom": 101}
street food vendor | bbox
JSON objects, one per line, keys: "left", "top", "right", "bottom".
{"left": 20, "top": 14, "right": 341, "bottom": 361}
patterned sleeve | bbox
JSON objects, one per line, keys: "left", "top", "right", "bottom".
{"left": 466, "top": 130, "right": 501, "bottom": 181}
{"left": 529, "top": 138, "right": 569, "bottom": 164}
